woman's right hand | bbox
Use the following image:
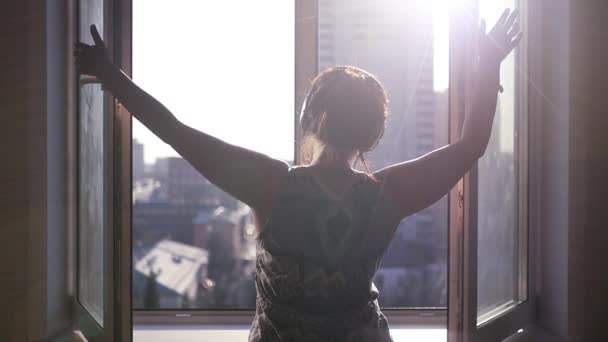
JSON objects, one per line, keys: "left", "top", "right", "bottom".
{"left": 74, "top": 25, "right": 112, "bottom": 80}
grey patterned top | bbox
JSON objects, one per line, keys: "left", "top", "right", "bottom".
{"left": 249, "top": 166, "right": 396, "bottom": 342}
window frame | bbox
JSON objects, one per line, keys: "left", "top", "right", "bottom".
{"left": 448, "top": 1, "right": 535, "bottom": 341}
{"left": 113, "top": 0, "right": 134, "bottom": 339}
{"left": 70, "top": 0, "right": 132, "bottom": 340}
{"left": 73, "top": 0, "right": 114, "bottom": 337}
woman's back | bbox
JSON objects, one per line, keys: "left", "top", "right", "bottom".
{"left": 249, "top": 166, "right": 395, "bottom": 341}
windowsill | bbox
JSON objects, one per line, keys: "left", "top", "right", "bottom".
{"left": 133, "top": 309, "right": 446, "bottom": 326}
{"left": 133, "top": 324, "right": 446, "bottom": 342}
{"left": 501, "top": 325, "right": 565, "bottom": 342}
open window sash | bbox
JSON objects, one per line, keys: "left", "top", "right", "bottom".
{"left": 448, "top": 1, "right": 533, "bottom": 341}
{"left": 112, "top": 0, "right": 133, "bottom": 340}
{"left": 75, "top": 0, "right": 132, "bottom": 340}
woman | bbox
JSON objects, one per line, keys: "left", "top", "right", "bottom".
{"left": 76, "top": 9, "right": 521, "bottom": 341}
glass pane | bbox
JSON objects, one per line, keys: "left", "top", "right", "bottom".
{"left": 318, "top": 0, "right": 450, "bottom": 308}
{"left": 131, "top": 0, "right": 295, "bottom": 309}
{"left": 476, "top": 0, "right": 523, "bottom": 324}
{"left": 78, "top": 0, "right": 105, "bottom": 326}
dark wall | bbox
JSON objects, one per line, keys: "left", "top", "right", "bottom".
{"left": 528, "top": 0, "right": 571, "bottom": 338}
{"left": 0, "top": 0, "right": 45, "bottom": 340}
{"left": 0, "top": 0, "right": 72, "bottom": 340}
{"left": 530, "top": 1, "right": 608, "bottom": 341}
{"left": 568, "top": 1, "right": 608, "bottom": 340}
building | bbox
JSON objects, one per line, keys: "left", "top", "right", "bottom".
{"left": 318, "top": 0, "right": 437, "bottom": 167}
{"left": 193, "top": 206, "right": 257, "bottom": 308}
{"left": 133, "top": 239, "right": 209, "bottom": 309}
{"left": 132, "top": 138, "right": 145, "bottom": 181}
{"left": 150, "top": 156, "right": 236, "bottom": 207}
{"left": 133, "top": 201, "right": 215, "bottom": 247}
{"left": 317, "top": 0, "right": 448, "bottom": 304}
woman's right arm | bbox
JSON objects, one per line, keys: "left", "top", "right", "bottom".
{"left": 75, "top": 25, "right": 290, "bottom": 221}
{"left": 373, "top": 9, "right": 522, "bottom": 220}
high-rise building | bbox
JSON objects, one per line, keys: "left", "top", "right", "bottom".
{"left": 317, "top": 0, "right": 445, "bottom": 237}
{"left": 151, "top": 157, "right": 234, "bottom": 207}
{"left": 133, "top": 138, "right": 145, "bottom": 181}
{"left": 317, "top": 0, "right": 448, "bottom": 306}
{"left": 318, "top": 0, "right": 437, "bottom": 167}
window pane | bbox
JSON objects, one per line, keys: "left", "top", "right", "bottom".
{"left": 476, "top": 0, "right": 523, "bottom": 324}
{"left": 318, "top": 0, "right": 450, "bottom": 308}
{"left": 78, "top": 0, "right": 105, "bottom": 325}
{"left": 132, "top": 0, "right": 294, "bottom": 309}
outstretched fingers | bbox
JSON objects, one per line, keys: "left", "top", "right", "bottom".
{"left": 505, "top": 10, "right": 522, "bottom": 52}
{"left": 90, "top": 25, "right": 104, "bottom": 46}
{"left": 507, "top": 21, "right": 520, "bottom": 40}
{"left": 497, "top": 8, "right": 511, "bottom": 24}
{"left": 504, "top": 9, "right": 519, "bottom": 32}
{"left": 509, "top": 32, "right": 523, "bottom": 51}
{"left": 490, "top": 8, "right": 511, "bottom": 35}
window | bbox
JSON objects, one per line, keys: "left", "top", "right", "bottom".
{"left": 476, "top": 0, "right": 527, "bottom": 325}
{"left": 129, "top": 3, "right": 530, "bottom": 337}
{"left": 73, "top": 0, "right": 130, "bottom": 339}
{"left": 447, "top": 1, "right": 532, "bottom": 341}
{"left": 131, "top": 0, "right": 295, "bottom": 310}
{"left": 78, "top": 0, "right": 106, "bottom": 326}
{"left": 132, "top": 0, "right": 451, "bottom": 317}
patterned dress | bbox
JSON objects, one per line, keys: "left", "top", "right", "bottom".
{"left": 249, "top": 166, "right": 397, "bottom": 342}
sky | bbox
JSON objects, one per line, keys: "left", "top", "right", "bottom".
{"left": 133, "top": 0, "right": 296, "bottom": 163}
{"left": 132, "top": 0, "right": 514, "bottom": 165}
